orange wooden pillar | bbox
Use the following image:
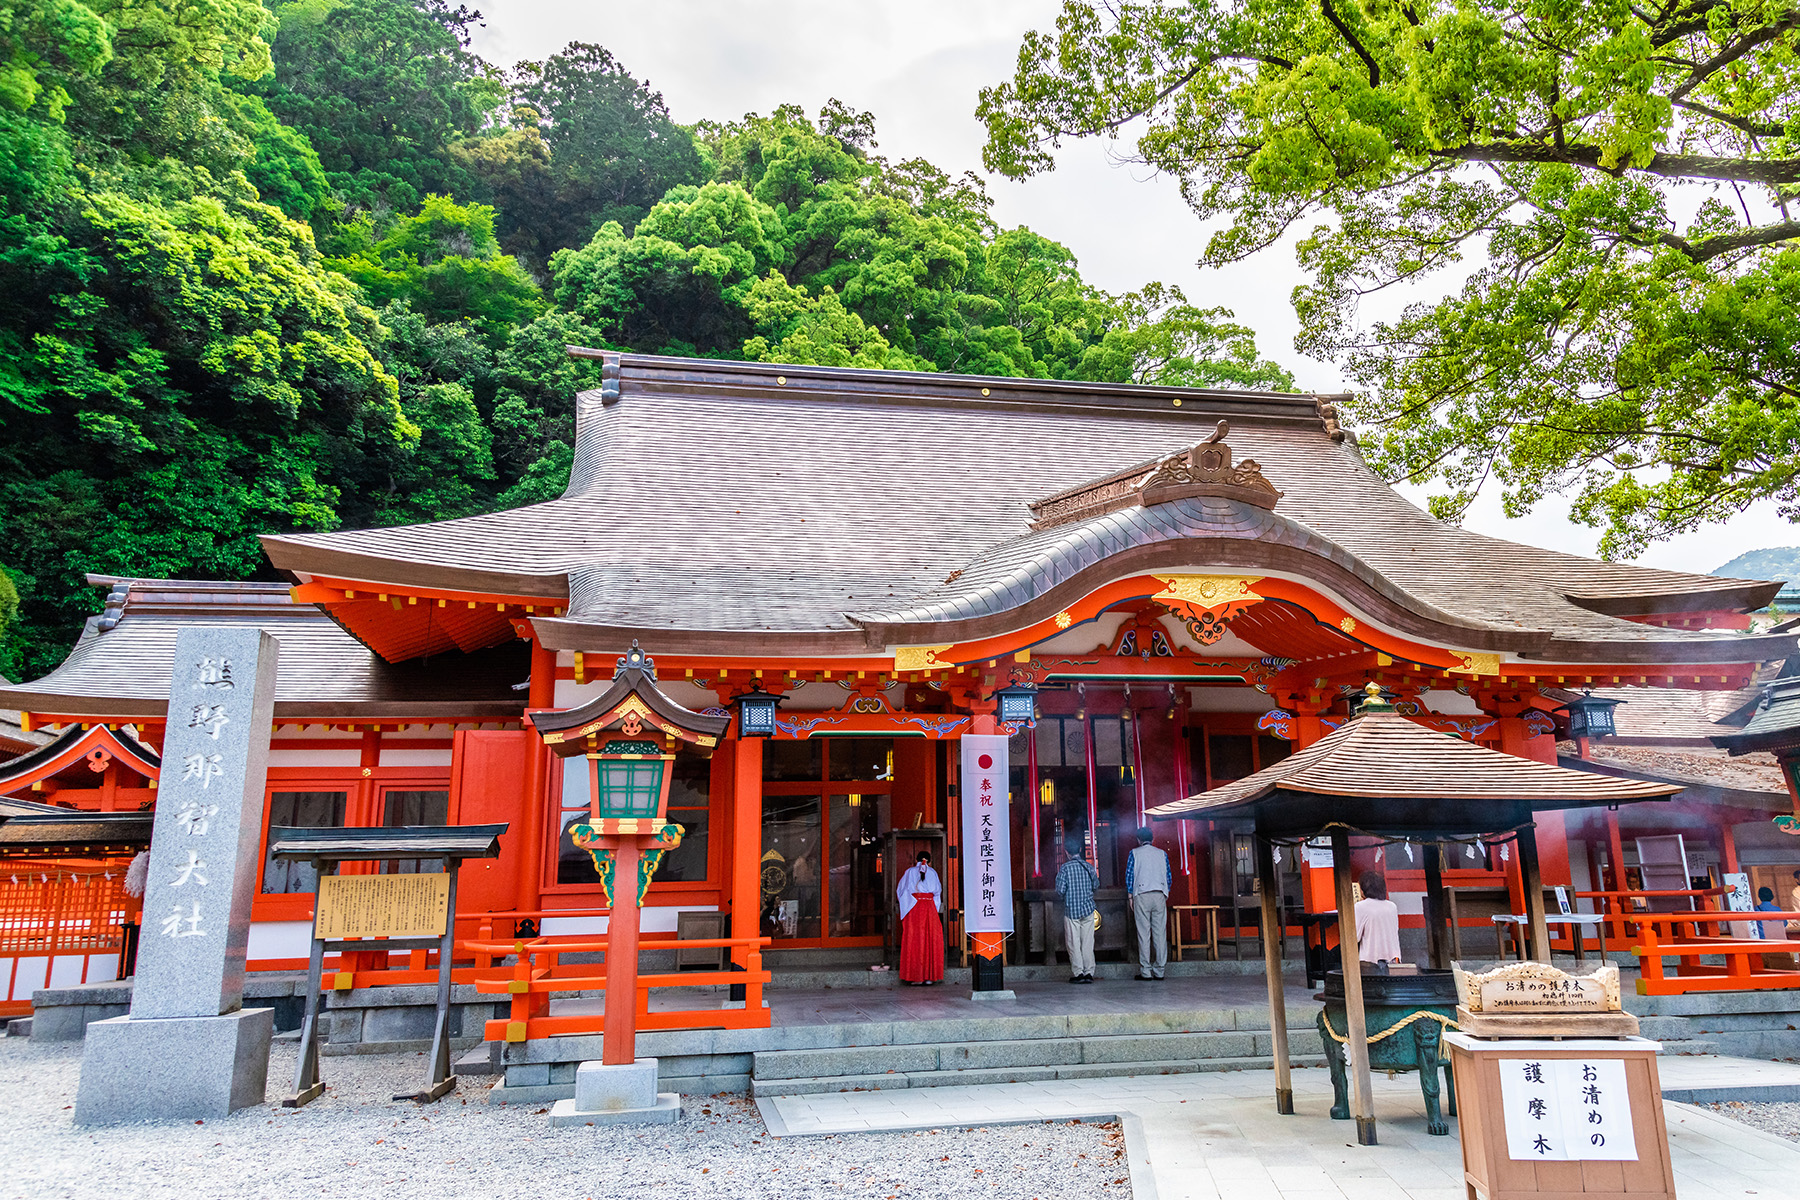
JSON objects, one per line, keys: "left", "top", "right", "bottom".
{"left": 731, "top": 736, "right": 764, "bottom": 977}
{"left": 601, "top": 839, "right": 645, "bottom": 1064}
{"left": 520, "top": 636, "right": 556, "bottom": 913}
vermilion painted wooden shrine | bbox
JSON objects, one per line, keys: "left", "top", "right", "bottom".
{"left": 3, "top": 353, "right": 1798, "bottom": 1031}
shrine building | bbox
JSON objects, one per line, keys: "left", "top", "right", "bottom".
{"left": 2, "top": 353, "right": 1795, "bottom": 1004}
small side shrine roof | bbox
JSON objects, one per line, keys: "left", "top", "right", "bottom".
{"left": 0, "top": 810, "right": 154, "bottom": 853}
{"left": 267, "top": 823, "right": 508, "bottom": 861}
{"left": 1151, "top": 702, "right": 1680, "bottom": 835}
{"left": 1715, "top": 676, "right": 1800, "bottom": 756}
{"left": 0, "top": 722, "right": 161, "bottom": 796}
{"left": 529, "top": 643, "right": 730, "bottom": 756}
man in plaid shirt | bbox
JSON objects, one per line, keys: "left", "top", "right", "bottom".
{"left": 1056, "top": 836, "right": 1099, "bottom": 983}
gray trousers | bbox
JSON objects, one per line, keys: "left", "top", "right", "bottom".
{"left": 1063, "top": 914, "right": 1096, "bottom": 977}
{"left": 1133, "top": 890, "right": 1168, "bottom": 977}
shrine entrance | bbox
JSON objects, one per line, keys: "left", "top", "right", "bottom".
{"left": 760, "top": 738, "right": 894, "bottom": 946}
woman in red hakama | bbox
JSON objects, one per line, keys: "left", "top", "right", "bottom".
{"left": 897, "top": 851, "right": 944, "bottom": 985}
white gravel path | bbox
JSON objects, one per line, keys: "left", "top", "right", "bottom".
{"left": 0, "top": 1039, "right": 1130, "bottom": 1200}
{"left": 1704, "top": 1099, "right": 1800, "bottom": 1143}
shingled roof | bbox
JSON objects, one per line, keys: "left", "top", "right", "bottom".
{"left": 1150, "top": 703, "right": 1680, "bottom": 835}
{"left": 0, "top": 578, "right": 528, "bottom": 721}
{"left": 243, "top": 354, "right": 1785, "bottom": 663}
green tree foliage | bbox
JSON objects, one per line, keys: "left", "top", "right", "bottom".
{"left": 248, "top": 0, "right": 494, "bottom": 212}
{"left": 559, "top": 103, "right": 1297, "bottom": 386}
{"left": 979, "top": 0, "right": 1800, "bottom": 556}
{"left": 0, "top": 0, "right": 413, "bottom": 675}
{"left": 460, "top": 41, "right": 706, "bottom": 269}
{"left": 0, "top": 2, "right": 1295, "bottom": 678}
{"left": 325, "top": 193, "right": 543, "bottom": 336}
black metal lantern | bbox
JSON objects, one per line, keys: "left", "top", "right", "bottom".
{"left": 1557, "top": 690, "right": 1622, "bottom": 739}
{"left": 735, "top": 687, "right": 782, "bottom": 738}
{"left": 995, "top": 682, "right": 1039, "bottom": 728}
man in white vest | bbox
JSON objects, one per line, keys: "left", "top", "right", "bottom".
{"left": 1126, "top": 826, "right": 1171, "bottom": 981}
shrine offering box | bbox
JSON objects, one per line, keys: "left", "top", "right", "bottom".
{"left": 1444, "top": 1034, "right": 1673, "bottom": 1200}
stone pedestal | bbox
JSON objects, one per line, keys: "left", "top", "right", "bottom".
{"left": 547, "top": 1058, "right": 680, "bottom": 1126}
{"left": 74, "top": 1008, "right": 273, "bottom": 1124}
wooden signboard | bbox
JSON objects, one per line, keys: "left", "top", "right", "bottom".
{"left": 1455, "top": 961, "right": 1638, "bottom": 1037}
{"left": 1480, "top": 975, "right": 1607, "bottom": 1013}
{"left": 315, "top": 873, "right": 451, "bottom": 940}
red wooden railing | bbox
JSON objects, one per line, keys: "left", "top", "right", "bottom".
{"left": 1625, "top": 908, "right": 1800, "bottom": 995}
{"left": 461, "top": 932, "right": 772, "bottom": 1041}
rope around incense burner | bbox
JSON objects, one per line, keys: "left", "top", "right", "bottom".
{"left": 1318, "top": 1008, "right": 1461, "bottom": 1045}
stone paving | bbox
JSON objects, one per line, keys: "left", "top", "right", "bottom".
{"left": 758, "top": 1057, "right": 1800, "bottom": 1199}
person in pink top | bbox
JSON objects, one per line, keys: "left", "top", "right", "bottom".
{"left": 1354, "top": 870, "right": 1402, "bottom": 964}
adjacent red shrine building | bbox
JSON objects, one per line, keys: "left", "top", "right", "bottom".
{"left": 3, "top": 353, "right": 1796, "bottom": 984}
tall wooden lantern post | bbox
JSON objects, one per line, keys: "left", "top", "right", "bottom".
{"left": 530, "top": 643, "right": 728, "bottom": 1074}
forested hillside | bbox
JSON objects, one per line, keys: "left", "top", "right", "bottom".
{"left": 0, "top": 0, "right": 1295, "bottom": 678}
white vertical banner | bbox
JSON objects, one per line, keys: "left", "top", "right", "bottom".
{"left": 959, "top": 735, "right": 1014, "bottom": 933}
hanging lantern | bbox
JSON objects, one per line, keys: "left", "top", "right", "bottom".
{"left": 1556, "top": 690, "right": 1622, "bottom": 739}
{"left": 734, "top": 686, "right": 783, "bottom": 738}
{"left": 995, "top": 682, "right": 1038, "bottom": 727}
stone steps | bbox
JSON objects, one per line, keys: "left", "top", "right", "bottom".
{"left": 1627, "top": 989, "right": 1800, "bottom": 1059}
{"left": 748, "top": 1025, "right": 1326, "bottom": 1096}
{"left": 752, "top": 1053, "right": 1333, "bottom": 1096}
{"left": 768, "top": 959, "right": 1268, "bottom": 991}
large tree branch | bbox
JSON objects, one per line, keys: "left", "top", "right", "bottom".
{"left": 1320, "top": 0, "right": 1381, "bottom": 87}
{"left": 1431, "top": 141, "right": 1800, "bottom": 185}
{"left": 1670, "top": 16, "right": 1798, "bottom": 99}
{"left": 1671, "top": 97, "right": 1791, "bottom": 138}
{"left": 1629, "top": 219, "right": 1800, "bottom": 262}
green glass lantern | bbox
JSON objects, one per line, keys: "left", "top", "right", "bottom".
{"left": 587, "top": 739, "right": 673, "bottom": 826}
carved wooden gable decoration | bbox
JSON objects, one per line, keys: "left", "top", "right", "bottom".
{"left": 1027, "top": 421, "right": 1283, "bottom": 532}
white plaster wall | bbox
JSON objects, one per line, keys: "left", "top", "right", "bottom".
{"left": 269, "top": 749, "right": 362, "bottom": 768}
{"left": 539, "top": 905, "right": 719, "bottom": 937}
{"left": 248, "top": 920, "right": 313, "bottom": 961}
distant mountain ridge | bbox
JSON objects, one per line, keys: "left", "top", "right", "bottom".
{"left": 1714, "top": 547, "right": 1800, "bottom": 582}
{"left": 1714, "top": 548, "right": 1800, "bottom": 604}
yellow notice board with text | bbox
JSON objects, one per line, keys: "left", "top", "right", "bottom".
{"left": 315, "top": 873, "right": 451, "bottom": 940}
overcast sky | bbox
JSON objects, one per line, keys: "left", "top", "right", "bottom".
{"left": 469, "top": 1, "right": 1798, "bottom": 577}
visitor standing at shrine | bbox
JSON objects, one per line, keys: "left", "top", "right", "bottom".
{"left": 1055, "top": 837, "right": 1098, "bottom": 984}
{"left": 896, "top": 851, "right": 944, "bottom": 985}
{"left": 1354, "top": 870, "right": 1403, "bottom": 963}
{"left": 1127, "top": 827, "right": 1170, "bottom": 980}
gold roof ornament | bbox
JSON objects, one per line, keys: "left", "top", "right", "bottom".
{"left": 1028, "top": 421, "right": 1283, "bottom": 531}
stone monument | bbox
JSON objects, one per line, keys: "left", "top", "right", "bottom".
{"left": 74, "top": 628, "right": 279, "bottom": 1124}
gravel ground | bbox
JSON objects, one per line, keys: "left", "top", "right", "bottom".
{"left": 0, "top": 1039, "right": 1131, "bottom": 1200}
{"left": 1704, "top": 1099, "right": 1800, "bottom": 1142}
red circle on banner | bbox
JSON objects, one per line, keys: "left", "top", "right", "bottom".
{"left": 977, "top": 753, "right": 994, "bottom": 770}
